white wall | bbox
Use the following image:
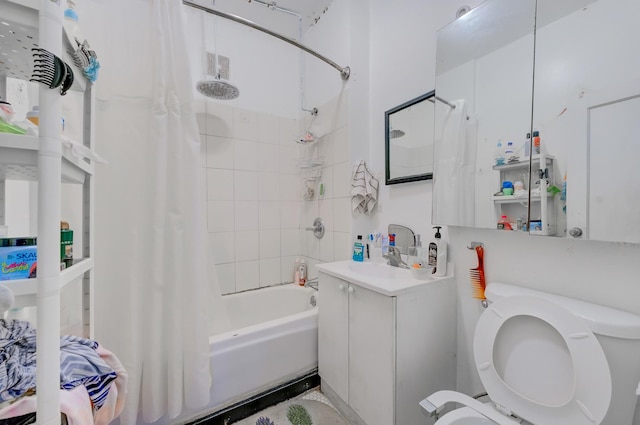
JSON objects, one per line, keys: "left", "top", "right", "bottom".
{"left": 358, "top": 0, "right": 640, "bottom": 404}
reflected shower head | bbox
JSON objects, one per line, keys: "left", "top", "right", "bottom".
{"left": 389, "top": 129, "right": 405, "bottom": 139}
{"left": 196, "top": 79, "right": 239, "bottom": 100}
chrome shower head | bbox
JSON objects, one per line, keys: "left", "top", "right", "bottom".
{"left": 196, "top": 79, "right": 239, "bottom": 100}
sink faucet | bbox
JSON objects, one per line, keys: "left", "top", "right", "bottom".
{"left": 385, "top": 246, "right": 408, "bottom": 268}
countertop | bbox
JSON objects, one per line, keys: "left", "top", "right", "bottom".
{"left": 316, "top": 260, "right": 453, "bottom": 297}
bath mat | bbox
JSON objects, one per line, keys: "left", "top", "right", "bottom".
{"left": 231, "top": 399, "right": 349, "bottom": 425}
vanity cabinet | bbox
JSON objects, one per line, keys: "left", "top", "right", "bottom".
{"left": 317, "top": 263, "right": 456, "bottom": 425}
{"left": 492, "top": 154, "right": 557, "bottom": 235}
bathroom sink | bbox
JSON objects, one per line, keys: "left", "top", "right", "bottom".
{"left": 347, "top": 262, "right": 413, "bottom": 279}
{"left": 318, "top": 260, "right": 447, "bottom": 297}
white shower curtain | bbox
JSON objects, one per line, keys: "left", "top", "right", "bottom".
{"left": 433, "top": 100, "right": 477, "bottom": 227}
{"left": 87, "top": 1, "right": 229, "bottom": 423}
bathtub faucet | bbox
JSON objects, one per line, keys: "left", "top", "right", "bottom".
{"left": 305, "top": 278, "right": 318, "bottom": 290}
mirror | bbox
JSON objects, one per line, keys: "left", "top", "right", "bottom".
{"left": 432, "top": 0, "right": 537, "bottom": 228}
{"left": 532, "top": 0, "right": 640, "bottom": 243}
{"left": 432, "top": 0, "right": 640, "bottom": 243}
{"left": 385, "top": 91, "right": 435, "bottom": 185}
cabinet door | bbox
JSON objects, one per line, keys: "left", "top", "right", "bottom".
{"left": 318, "top": 273, "right": 349, "bottom": 402}
{"left": 349, "top": 284, "right": 395, "bottom": 425}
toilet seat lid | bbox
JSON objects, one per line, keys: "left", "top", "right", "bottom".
{"left": 474, "top": 295, "right": 612, "bottom": 425}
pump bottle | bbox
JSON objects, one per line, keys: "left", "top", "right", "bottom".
{"left": 428, "top": 226, "right": 448, "bottom": 277}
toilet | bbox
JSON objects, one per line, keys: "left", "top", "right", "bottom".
{"left": 420, "top": 282, "right": 640, "bottom": 425}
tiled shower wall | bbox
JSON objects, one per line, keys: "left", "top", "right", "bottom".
{"left": 198, "top": 92, "right": 352, "bottom": 293}
{"left": 301, "top": 92, "right": 353, "bottom": 279}
{"left": 198, "top": 101, "right": 304, "bottom": 294}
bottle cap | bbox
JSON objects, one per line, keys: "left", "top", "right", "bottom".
{"left": 532, "top": 130, "right": 539, "bottom": 137}
{"left": 433, "top": 226, "right": 442, "bottom": 239}
{"left": 357, "top": 235, "right": 362, "bottom": 240}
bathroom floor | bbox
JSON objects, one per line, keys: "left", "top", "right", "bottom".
{"left": 231, "top": 388, "right": 350, "bottom": 425}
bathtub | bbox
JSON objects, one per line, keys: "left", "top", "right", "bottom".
{"left": 157, "top": 283, "right": 318, "bottom": 425}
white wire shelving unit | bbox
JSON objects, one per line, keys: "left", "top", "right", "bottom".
{"left": 0, "top": 1, "right": 96, "bottom": 423}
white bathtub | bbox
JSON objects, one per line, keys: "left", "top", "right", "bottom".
{"left": 154, "top": 284, "right": 318, "bottom": 425}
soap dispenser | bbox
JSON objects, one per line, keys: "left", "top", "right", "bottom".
{"left": 428, "top": 226, "right": 447, "bottom": 277}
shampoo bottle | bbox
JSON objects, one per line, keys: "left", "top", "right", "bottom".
{"left": 428, "top": 226, "right": 448, "bottom": 277}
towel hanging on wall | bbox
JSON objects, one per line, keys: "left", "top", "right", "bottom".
{"left": 350, "top": 160, "right": 379, "bottom": 215}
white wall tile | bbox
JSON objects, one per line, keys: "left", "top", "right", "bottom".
{"left": 306, "top": 257, "right": 320, "bottom": 281}
{"left": 333, "top": 231, "right": 352, "bottom": 261}
{"left": 333, "top": 161, "right": 352, "bottom": 198}
{"left": 304, "top": 202, "right": 320, "bottom": 230}
{"left": 332, "top": 126, "right": 350, "bottom": 165}
{"left": 234, "top": 170, "right": 258, "bottom": 201}
{"left": 306, "top": 232, "right": 320, "bottom": 260}
{"left": 208, "top": 201, "right": 234, "bottom": 232}
{"left": 258, "top": 144, "right": 280, "bottom": 173}
{"left": 319, "top": 230, "right": 335, "bottom": 263}
{"left": 280, "top": 256, "right": 298, "bottom": 284}
{"left": 200, "top": 134, "right": 208, "bottom": 168}
{"left": 259, "top": 258, "right": 281, "bottom": 287}
{"left": 206, "top": 135, "right": 234, "bottom": 169}
{"left": 259, "top": 201, "right": 280, "bottom": 230}
{"left": 258, "top": 114, "right": 280, "bottom": 145}
{"left": 207, "top": 169, "right": 234, "bottom": 201}
{"left": 209, "top": 232, "right": 235, "bottom": 264}
{"left": 333, "top": 197, "right": 352, "bottom": 233}
{"left": 281, "top": 228, "right": 301, "bottom": 257}
{"left": 206, "top": 102, "right": 233, "bottom": 137}
{"left": 318, "top": 199, "right": 334, "bottom": 231}
{"left": 279, "top": 145, "right": 299, "bottom": 175}
{"left": 234, "top": 201, "right": 259, "bottom": 231}
{"left": 233, "top": 109, "right": 258, "bottom": 141}
{"left": 235, "top": 261, "right": 260, "bottom": 292}
{"left": 280, "top": 201, "right": 300, "bottom": 229}
{"left": 259, "top": 229, "right": 281, "bottom": 259}
{"left": 234, "top": 139, "right": 258, "bottom": 171}
{"left": 317, "top": 133, "right": 333, "bottom": 165}
{"left": 319, "top": 165, "right": 333, "bottom": 199}
{"left": 235, "top": 230, "right": 259, "bottom": 261}
{"left": 279, "top": 175, "right": 300, "bottom": 201}
{"left": 215, "top": 263, "right": 236, "bottom": 294}
{"left": 258, "top": 172, "right": 280, "bottom": 201}
{"left": 279, "top": 117, "right": 297, "bottom": 145}
{"left": 195, "top": 99, "right": 207, "bottom": 135}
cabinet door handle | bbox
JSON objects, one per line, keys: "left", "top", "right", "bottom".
{"left": 338, "top": 284, "right": 345, "bottom": 291}
{"left": 348, "top": 286, "right": 355, "bottom": 294}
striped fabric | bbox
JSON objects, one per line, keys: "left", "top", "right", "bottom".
{"left": 350, "top": 160, "right": 379, "bottom": 215}
{"left": 0, "top": 320, "right": 116, "bottom": 410}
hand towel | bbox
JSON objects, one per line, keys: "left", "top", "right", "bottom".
{"left": 350, "top": 160, "right": 379, "bottom": 215}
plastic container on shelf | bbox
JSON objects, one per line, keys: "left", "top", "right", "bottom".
{"left": 497, "top": 215, "right": 513, "bottom": 230}
{"left": 494, "top": 140, "right": 505, "bottom": 166}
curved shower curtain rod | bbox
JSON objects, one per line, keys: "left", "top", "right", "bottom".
{"left": 183, "top": 0, "right": 351, "bottom": 81}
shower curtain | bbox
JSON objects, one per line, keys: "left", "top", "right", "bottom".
{"left": 433, "top": 100, "right": 477, "bottom": 227}
{"left": 87, "top": 0, "right": 229, "bottom": 423}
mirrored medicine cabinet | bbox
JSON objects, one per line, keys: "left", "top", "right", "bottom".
{"left": 432, "top": 0, "right": 640, "bottom": 244}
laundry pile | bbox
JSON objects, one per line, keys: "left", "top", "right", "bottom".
{"left": 0, "top": 319, "right": 127, "bottom": 425}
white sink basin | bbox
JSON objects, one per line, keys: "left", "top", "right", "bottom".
{"left": 318, "top": 260, "right": 444, "bottom": 296}
{"left": 347, "top": 262, "right": 413, "bottom": 279}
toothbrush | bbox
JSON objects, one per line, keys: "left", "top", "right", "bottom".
{"left": 470, "top": 245, "right": 486, "bottom": 300}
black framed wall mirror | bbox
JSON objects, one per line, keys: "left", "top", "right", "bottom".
{"left": 385, "top": 90, "right": 436, "bottom": 185}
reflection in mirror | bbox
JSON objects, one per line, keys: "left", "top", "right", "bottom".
{"left": 432, "top": 0, "right": 537, "bottom": 229}
{"left": 533, "top": 0, "right": 640, "bottom": 243}
{"left": 385, "top": 91, "right": 435, "bottom": 185}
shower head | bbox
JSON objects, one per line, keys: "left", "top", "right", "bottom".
{"left": 389, "top": 129, "right": 405, "bottom": 139}
{"left": 196, "top": 79, "right": 239, "bottom": 100}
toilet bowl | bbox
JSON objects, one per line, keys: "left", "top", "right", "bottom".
{"left": 420, "top": 283, "right": 640, "bottom": 425}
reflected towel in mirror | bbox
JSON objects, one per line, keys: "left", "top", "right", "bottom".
{"left": 350, "top": 160, "right": 379, "bottom": 215}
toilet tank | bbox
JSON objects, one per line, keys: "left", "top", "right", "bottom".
{"left": 486, "top": 282, "right": 640, "bottom": 425}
